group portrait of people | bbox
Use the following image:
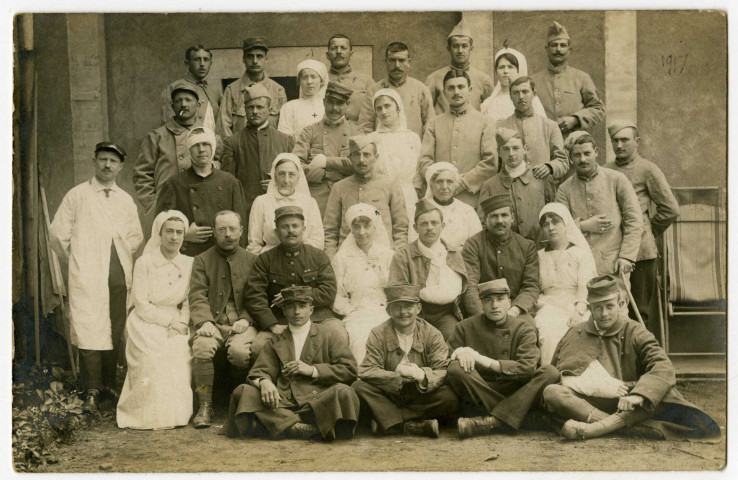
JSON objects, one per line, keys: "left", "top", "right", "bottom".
{"left": 47, "top": 18, "right": 721, "bottom": 445}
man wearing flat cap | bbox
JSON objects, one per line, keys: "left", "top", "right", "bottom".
{"left": 542, "top": 275, "right": 719, "bottom": 442}
{"left": 217, "top": 37, "right": 288, "bottom": 138}
{"left": 415, "top": 70, "right": 498, "bottom": 208}
{"left": 389, "top": 199, "right": 470, "bottom": 340}
{"left": 353, "top": 283, "right": 460, "bottom": 438}
{"left": 50, "top": 142, "right": 144, "bottom": 410}
{"left": 323, "top": 135, "right": 409, "bottom": 258}
{"left": 478, "top": 128, "right": 556, "bottom": 244}
{"left": 424, "top": 18, "right": 494, "bottom": 114}
{"left": 462, "top": 193, "right": 540, "bottom": 317}
{"left": 220, "top": 82, "right": 294, "bottom": 217}
{"left": 189, "top": 210, "right": 259, "bottom": 428}
{"left": 446, "top": 278, "right": 560, "bottom": 438}
{"left": 136, "top": 81, "right": 224, "bottom": 236}
{"left": 156, "top": 126, "right": 248, "bottom": 257}
{"left": 326, "top": 34, "right": 376, "bottom": 124}
{"left": 292, "top": 81, "right": 360, "bottom": 215}
{"left": 245, "top": 205, "right": 340, "bottom": 360}
{"left": 497, "top": 75, "right": 569, "bottom": 181}
{"left": 223, "top": 286, "right": 360, "bottom": 441}
{"left": 159, "top": 44, "right": 222, "bottom": 131}
{"left": 530, "top": 21, "right": 605, "bottom": 138}
{"left": 604, "top": 122, "right": 680, "bottom": 334}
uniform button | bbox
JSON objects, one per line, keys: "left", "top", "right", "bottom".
{"left": 343, "top": 132, "right": 347, "bottom": 136}
{"left": 218, "top": 186, "right": 223, "bottom": 191}
{"left": 219, "top": 292, "right": 223, "bottom": 296}
{"left": 219, "top": 204, "right": 223, "bottom": 209}
{"left": 222, "top": 275, "right": 226, "bottom": 278}
{"left": 324, "top": 131, "right": 328, "bottom": 134}
{"left": 289, "top": 261, "right": 294, "bottom": 265}
{"left": 190, "top": 188, "right": 195, "bottom": 193}
{"left": 180, "top": 156, "right": 185, "bottom": 160}
{"left": 193, "top": 206, "right": 198, "bottom": 210}
{"left": 290, "top": 273, "right": 295, "bottom": 277}
{"left": 312, "top": 390, "right": 317, "bottom": 395}
{"left": 504, "top": 333, "right": 509, "bottom": 338}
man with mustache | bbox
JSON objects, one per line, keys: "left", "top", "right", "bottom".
{"left": 217, "top": 37, "right": 287, "bottom": 138}
{"left": 604, "top": 122, "right": 679, "bottom": 334}
{"left": 159, "top": 45, "right": 222, "bottom": 131}
{"left": 358, "top": 42, "right": 434, "bottom": 139}
{"left": 292, "top": 81, "right": 359, "bottom": 215}
{"left": 555, "top": 131, "right": 642, "bottom": 277}
{"left": 188, "top": 210, "right": 259, "bottom": 428}
{"left": 497, "top": 76, "right": 569, "bottom": 181}
{"left": 352, "top": 283, "right": 460, "bottom": 438}
{"left": 50, "top": 142, "right": 144, "bottom": 411}
{"left": 424, "top": 18, "right": 493, "bottom": 114}
{"left": 446, "top": 278, "right": 559, "bottom": 438}
{"left": 323, "top": 135, "right": 409, "bottom": 258}
{"left": 135, "top": 81, "right": 224, "bottom": 236}
{"left": 415, "top": 70, "right": 497, "bottom": 208}
{"left": 461, "top": 194, "right": 540, "bottom": 318}
{"left": 326, "top": 34, "right": 375, "bottom": 124}
{"left": 530, "top": 22, "right": 605, "bottom": 138}
{"left": 220, "top": 83, "right": 294, "bottom": 218}
{"left": 389, "top": 199, "right": 470, "bottom": 340}
{"left": 244, "top": 205, "right": 340, "bottom": 360}
{"left": 156, "top": 126, "right": 248, "bottom": 257}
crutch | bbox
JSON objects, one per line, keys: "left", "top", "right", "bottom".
{"left": 620, "top": 271, "right": 645, "bottom": 325}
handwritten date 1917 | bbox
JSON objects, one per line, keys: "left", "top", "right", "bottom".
{"left": 661, "top": 53, "right": 689, "bottom": 75}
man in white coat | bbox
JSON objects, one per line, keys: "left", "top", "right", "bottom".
{"left": 50, "top": 142, "right": 144, "bottom": 410}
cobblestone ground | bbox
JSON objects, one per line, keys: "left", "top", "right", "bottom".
{"left": 39, "top": 381, "right": 726, "bottom": 473}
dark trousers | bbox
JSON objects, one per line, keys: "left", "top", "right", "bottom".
{"left": 446, "top": 362, "right": 560, "bottom": 430}
{"left": 421, "top": 301, "right": 459, "bottom": 340}
{"left": 352, "top": 380, "right": 459, "bottom": 431}
{"left": 629, "top": 259, "right": 661, "bottom": 338}
{"left": 79, "top": 244, "right": 127, "bottom": 391}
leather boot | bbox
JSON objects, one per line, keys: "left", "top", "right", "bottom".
{"left": 84, "top": 389, "right": 100, "bottom": 412}
{"left": 457, "top": 415, "right": 502, "bottom": 439}
{"left": 287, "top": 422, "right": 322, "bottom": 440}
{"left": 192, "top": 401, "right": 214, "bottom": 429}
{"left": 403, "top": 419, "right": 439, "bottom": 438}
{"left": 561, "top": 413, "right": 626, "bottom": 440}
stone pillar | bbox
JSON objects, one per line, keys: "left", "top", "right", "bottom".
{"left": 463, "top": 11, "right": 494, "bottom": 77}
{"left": 604, "top": 11, "right": 637, "bottom": 162}
{"left": 66, "top": 13, "right": 109, "bottom": 184}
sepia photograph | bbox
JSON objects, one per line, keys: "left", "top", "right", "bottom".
{"left": 7, "top": 2, "right": 729, "bottom": 475}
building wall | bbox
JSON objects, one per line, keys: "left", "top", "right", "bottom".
{"left": 637, "top": 10, "right": 727, "bottom": 188}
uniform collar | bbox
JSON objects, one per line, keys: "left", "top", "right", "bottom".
{"left": 383, "top": 76, "right": 407, "bottom": 88}
{"left": 547, "top": 63, "right": 569, "bottom": 75}
{"left": 449, "top": 63, "right": 471, "bottom": 74}
{"left": 514, "top": 108, "right": 535, "bottom": 119}
{"left": 354, "top": 171, "right": 375, "bottom": 183}
{"left": 186, "top": 71, "right": 208, "bottom": 87}
{"left": 449, "top": 102, "right": 470, "bottom": 116}
{"left": 280, "top": 243, "right": 305, "bottom": 257}
{"left": 165, "top": 118, "right": 194, "bottom": 135}
{"left": 486, "top": 229, "right": 512, "bottom": 246}
{"left": 240, "top": 72, "right": 268, "bottom": 89}
{"left": 584, "top": 313, "right": 627, "bottom": 337}
{"left": 615, "top": 152, "right": 640, "bottom": 167}
{"left": 577, "top": 165, "right": 600, "bottom": 182}
{"left": 89, "top": 176, "right": 122, "bottom": 194}
{"left": 151, "top": 248, "right": 189, "bottom": 269}
{"left": 409, "top": 238, "right": 456, "bottom": 258}
{"left": 330, "top": 64, "right": 352, "bottom": 76}
{"left": 323, "top": 116, "right": 346, "bottom": 127}
{"left": 500, "top": 167, "right": 532, "bottom": 186}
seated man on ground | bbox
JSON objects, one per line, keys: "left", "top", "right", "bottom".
{"left": 389, "top": 199, "right": 469, "bottom": 340}
{"left": 189, "top": 210, "right": 259, "bottom": 428}
{"left": 222, "top": 286, "right": 360, "bottom": 441}
{"left": 447, "top": 279, "right": 559, "bottom": 438}
{"left": 542, "top": 274, "right": 720, "bottom": 441}
{"left": 353, "top": 283, "right": 459, "bottom": 438}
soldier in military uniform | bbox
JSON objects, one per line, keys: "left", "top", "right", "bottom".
{"left": 326, "top": 34, "right": 375, "bottom": 124}
{"left": 292, "top": 81, "right": 359, "bottom": 215}
{"left": 446, "top": 278, "right": 560, "bottom": 438}
{"left": 223, "top": 286, "right": 360, "bottom": 441}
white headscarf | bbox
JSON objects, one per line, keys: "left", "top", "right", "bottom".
{"left": 144, "top": 210, "right": 190, "bottom": 255}
{"left": 266, "top": 153, "right": 311, "bottom": 199}
{"left": 373, "top": 88, "right": 409, "bottom": 132}
{"left": 296, "top": 59, "right": 328, "bottom": 99}
{"left": 539, "top": 203, "right": 597, "bottom": 273}
{"left": 423, "top": 162, "right": 459, "bottom": 200}
{"left": 185, "top": 126, "right": 217, "bottom": 163}
{"left": 338, "top": 202, "right": 391, "bottom": 256}
{"left": 490, "top": 48, "right": 529, "bottom": 100}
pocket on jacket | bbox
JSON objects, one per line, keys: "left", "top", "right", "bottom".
{"left": 268, "top": 272, "right": 289, "bottom": 286}
{"left": 302, "top": 270, "right": 318, "bottom": 284}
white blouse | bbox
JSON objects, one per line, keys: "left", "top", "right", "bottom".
{"left": 278, "top": 97, "right": 325, "bottom": 138}
{"left": 131, "top": 250, "right": 193, "bottom": 328}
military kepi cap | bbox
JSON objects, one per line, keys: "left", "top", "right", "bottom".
{"left": 480, "top": 193, "right": 513, "bottom": 216}
{"left": 384, "top": 283, "right": 421, "bottom": 304}
{"left": 414, "top": 198, "right": 442, "bottom": 222}
{"left": 548, "top": 21, "right": 570, "bottom": 43}
{"left": 607, "top": 121, "right": 639, "bottom": 138}
{"left": 274, "top": 205, "right": 304, "bottom": 223}
{"left": 95, "top": 141, "right": 127, "bottom": 161}
{"left": 478, "top": 278, "right": 510, "bottom": 298}
{"left": 243, "top": 37, "right": 269, "bottom": 52}
{"left": 348, "top": 135, "right": 376, "bottom": 155}
{"left": 325, "top": 81, "right": 353, "bottom": 103}
{"left": 280, "top": 285, "right": 313, "bottom": 305}
{"left": 243, "top": 83, "right": 272, "bottom": 104}
{"left": 586, "top": 274, "right": 621, "bottom": 303}
{"left": 170, "top": 80, "right": 199, "bottom": 100}
{"left": 496, "top": 127, "right": 521, "bottom": 147}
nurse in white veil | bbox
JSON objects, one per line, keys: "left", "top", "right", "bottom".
{"left": 278, "top": 59, "right": 329, "bottom": 138}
